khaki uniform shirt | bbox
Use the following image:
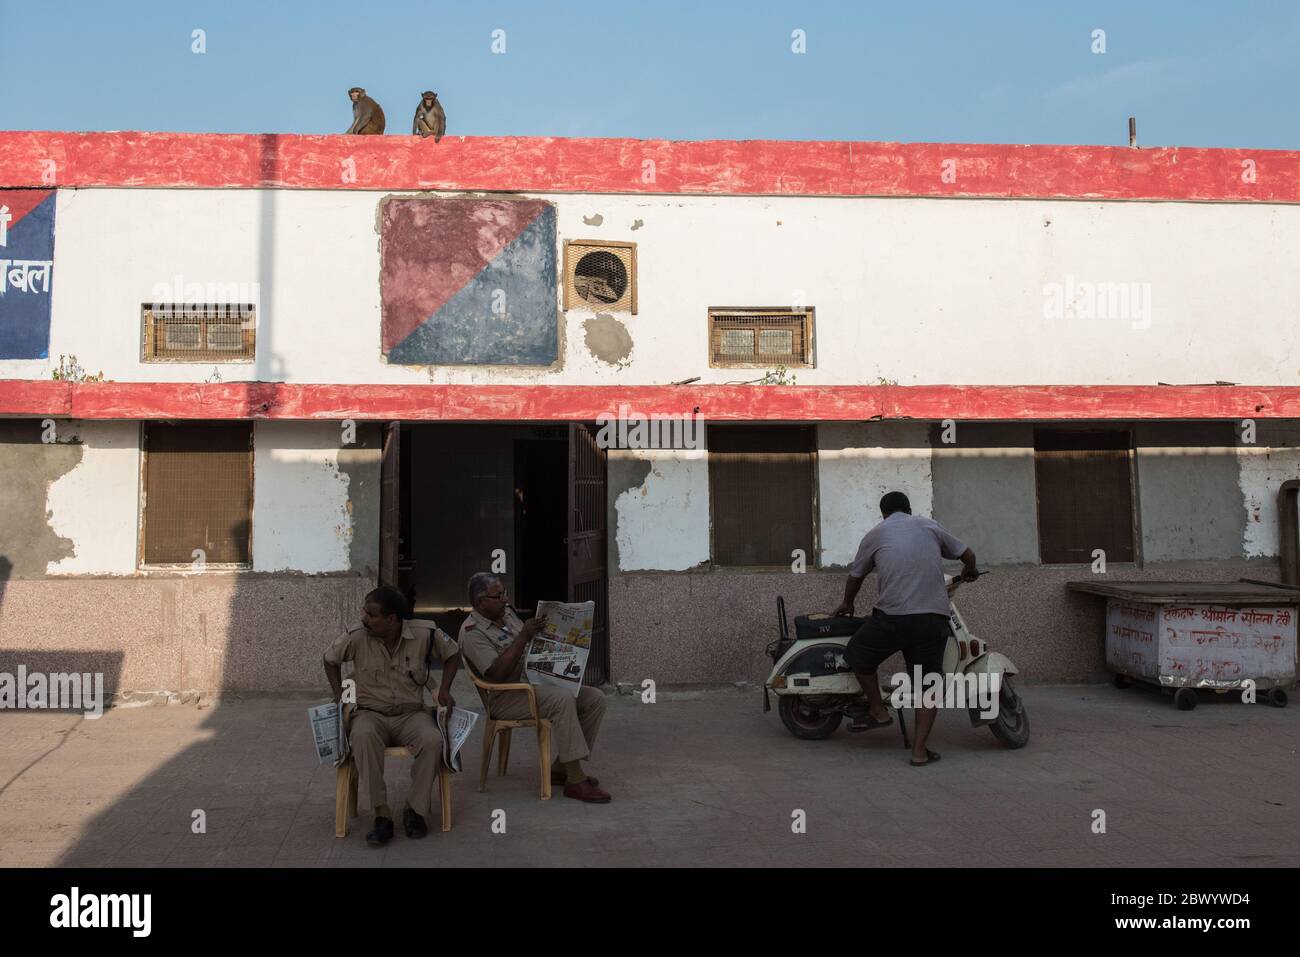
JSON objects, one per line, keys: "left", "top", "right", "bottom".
{"left": 458, "top": 608, "right": 527, "bottom": 706}
{"left": 324, "top": 619, "right": 459, "bottom": 717}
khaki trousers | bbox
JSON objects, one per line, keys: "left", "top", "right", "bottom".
{"left": 489, "top": 685, "right": 606, "bottom": 764}
{"left": 349, "top": 709, "right": 442, "bottom": 818}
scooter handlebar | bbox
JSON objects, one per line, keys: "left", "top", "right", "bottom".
{"left": 946, "top": 569, "right": 987, "bottom": 595}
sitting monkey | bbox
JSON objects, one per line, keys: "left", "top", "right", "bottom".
{"left": 346, "top": 87, "right": 386, "bottom": 135}
{"left": 412, "top": 91, "right": 446, "bottom": 141}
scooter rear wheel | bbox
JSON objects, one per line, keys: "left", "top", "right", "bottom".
{"left": 990, "top": 676, "right": 1030, "bottom": 748}
{"left": 778, "top": 696, "right": 843, "bottom": 740}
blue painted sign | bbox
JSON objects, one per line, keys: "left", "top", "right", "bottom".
{"left": 0, "top": 189, "right": 57, "bottom": 359}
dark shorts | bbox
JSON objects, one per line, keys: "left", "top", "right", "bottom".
{"left": 844, "top": 609, "right": 951, "bottom": 678}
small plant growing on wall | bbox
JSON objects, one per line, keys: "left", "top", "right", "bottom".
{"left": 758, "top": 365, "right": 798, "bottom": 385}
{"left": 50, "top": 354, "right": 106, "bottom": 383}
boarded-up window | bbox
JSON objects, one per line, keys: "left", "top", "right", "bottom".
{"left": 1035, "top": 429, "right": 1135, "bottom": 564}
{"left": 709, "top": 426, "right": 815, "bottom": 565}
{"left": 142, "top": 422, "right": 253, "bottom": 565}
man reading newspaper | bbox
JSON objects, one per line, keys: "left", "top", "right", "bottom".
{"left": 323, "top": 586, "right": 463, "bottom": 846}
{"left": 458, "top": 572, "right": 611, "bottom": 804}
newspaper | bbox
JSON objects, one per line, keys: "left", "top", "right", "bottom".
{"left": 436, "top": 705, "right": 479, "bottom": 773}
{"left": 308, "top": 701, "right": 350, "bottom": 767}
{"left": 524, "top": 600, "right": 595, "bottom": 698}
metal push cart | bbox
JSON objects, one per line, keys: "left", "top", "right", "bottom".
{"left": 1066, "top": 580, "right": 1297, "bottom": 710}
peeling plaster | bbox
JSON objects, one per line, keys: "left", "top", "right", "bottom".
{"left": 612, "top": 449, "right": 710, "bottom": 571}
{"left": 630, "top": 219, "right": 644, "bottom": 231}
{"left": 0, "top": 420, "right": 81, "bottom": 578}
{"left": 337, "top": 423, "right": 382, "bottom": 575}
{"left": 582, "top": 213, "right": 604, "bottom": 226}
{"left": 1238, "top": 421, "right": 1300, "bottom": 557}
{"left": 45, "top": 421, "right": 140, "bottom": 576}
{"left": 583, "top": 313, "right": 633, "bottom": 367}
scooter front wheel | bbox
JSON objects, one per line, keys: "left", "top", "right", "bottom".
{"left": 778, "top": 696, "right": 843, "bottom": 740}
{"left": 990, "top": 676, "right": 1030, "bottom": 749}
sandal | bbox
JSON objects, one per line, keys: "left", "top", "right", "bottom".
{"left": 847, "top": 713, "right": 894, "bottom": 733}
{"left": 910, "top": 749, "right": 941, "bottom": 766}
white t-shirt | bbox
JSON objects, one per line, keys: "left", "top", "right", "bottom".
{"left": 849, "top": 512, "right": 968, "bottom": 617}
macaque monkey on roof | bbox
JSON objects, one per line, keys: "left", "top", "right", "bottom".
{"left": 346, "top": 87, "right": 386, "bottom": 135}
{"left": 412, "top": 91, "right": 446, "bottom": 141}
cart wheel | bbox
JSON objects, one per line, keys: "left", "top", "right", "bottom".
{"left": 1174, "top": 688, "right": 1198, "bottom": 711}
{"left": 1113, "top": 674, "right": 1132, "bottom": 689}
{"left": 1266, "top": 688, "right": 1288, "bottom": 708}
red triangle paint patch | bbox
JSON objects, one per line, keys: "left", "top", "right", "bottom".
{"left": 0, "top": 189, "right": 55, "bottom": 236}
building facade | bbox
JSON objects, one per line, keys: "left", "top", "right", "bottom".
{"left": 2, "top": 132, "right": 1300, "bottom": 695}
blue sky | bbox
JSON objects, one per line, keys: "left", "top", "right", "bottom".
{"left": 3, "top": 0, "right": 1298, "bottom": 147}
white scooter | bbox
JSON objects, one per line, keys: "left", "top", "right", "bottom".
{"left": 763, "top": 575, "right": 1030, "bottom": 749}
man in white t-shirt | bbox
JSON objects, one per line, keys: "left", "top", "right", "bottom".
{"left": 832, "top": 491, "right": 978, "bottom": 766}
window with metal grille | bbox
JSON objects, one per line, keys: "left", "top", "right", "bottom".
{"left": 1034, "top": 428, "right": 1136, "bottom": 564}
{"left": 708, "top": 425, "right": 816, "bottom": 566}
{"left": 142, "top": 303, "right": 255, "bottom": 361}
{"left": 563, "top": 240, "right": 636, "bottom": 313}
{"left": 141, "top": 422, "right": 254, "bottom": 566}
{"left": 708, "top": 308, "right": 813, "bottom": 367}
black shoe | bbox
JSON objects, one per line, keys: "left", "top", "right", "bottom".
{"left": 402, "top": 807, "right": 428, "bottom": 839}
{"left": 365, "top": 816, "right": 394, "bottom": 847}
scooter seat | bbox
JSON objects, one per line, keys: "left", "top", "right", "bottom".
{"left": 794, "top": 614, "right": 866, "bottom": 641}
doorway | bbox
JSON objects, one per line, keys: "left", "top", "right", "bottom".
{"left": 513, "top": 439, "right": 567, "bottom": 613}
{"left": 382, "top": 422, "right": 609, "bottom": 684}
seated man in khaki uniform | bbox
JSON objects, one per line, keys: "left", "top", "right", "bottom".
{"left": 458, "top": 572, "right": 610, "bottom": 803}
{"left": 323, "top": 585, "right": 462, "bottom": 846}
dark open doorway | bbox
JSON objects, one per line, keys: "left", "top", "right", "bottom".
{"left": 513, "top": 439, "right": 567, "bottom": 613}
{"left": 383, "top": 423, "right": 608, "bottom": 683}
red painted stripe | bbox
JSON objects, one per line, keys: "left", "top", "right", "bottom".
{"left": 2, "top": 132, "right": 1298, "bottom": 203}
{"left": 0, "top": 381, "right": 1295, "bottom": 421}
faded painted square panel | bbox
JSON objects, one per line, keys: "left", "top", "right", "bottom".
{"left": 380, "top": 197, "right": 557, "bottom": 365}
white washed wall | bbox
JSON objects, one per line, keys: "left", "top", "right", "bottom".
{"left": 251, "top": 421, "right": 355, "bottom": 573}
{"left": 2, "top": 190, "right": 1298, "bottom": 387}
{"left": 817, "top": 422, "right": 934, "bottom": 567}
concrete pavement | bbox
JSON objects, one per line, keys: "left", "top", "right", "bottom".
{"left": 0, "top": 680, "right": 1296, "bottom": 867}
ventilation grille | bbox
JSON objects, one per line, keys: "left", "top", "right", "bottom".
{"left": 564, "top": 241, "right": 636, "bottom": 313}
{"left": 142, "top": 303, "right": 256, "bottom": 362}
{"left": 709, "top": 308, "right": 813, "bottom": 367}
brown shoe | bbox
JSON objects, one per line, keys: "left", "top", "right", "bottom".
{"left": 551, "top": 770, "right": 598, "bottom": 787}
{"left": 562, "top": 779, "right": 611, "bottom": 803}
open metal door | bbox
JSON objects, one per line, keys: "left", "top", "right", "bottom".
{"left": 569, "top": 422, "right": 609, "bottom": 685}
{"left": 379, "top": 421, "right": 400, "bottom": 588}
